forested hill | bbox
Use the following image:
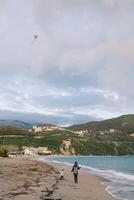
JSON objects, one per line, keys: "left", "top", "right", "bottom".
{"left": 68, "top": 114, "right": 134, "bottom": 134}
{"left": 1, "top": 114, "right": 134, "bottom": 156}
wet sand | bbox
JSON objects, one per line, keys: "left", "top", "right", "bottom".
{"left": 50, "top": 163, "right": 120, "bottom": 200}
{"left": 0, "top": 157, "right": 120, "bottom": 200}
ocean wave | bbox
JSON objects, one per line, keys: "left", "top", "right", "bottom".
{"left": 42, "top": 157, "right": 134, "bottom": 185}
{"left": 39, "top": 156, "right": 134, "bottom": 200}
{"left": 77, "top": 164, "right": 134, "bottom": 185}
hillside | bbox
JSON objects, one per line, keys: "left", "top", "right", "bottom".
{"left": 68, "top": 114, "right": 134, "bottom": 135}
{"left": 0, "top": 120, "right": 57, "bottom": 129}
{"left": 0, "top": 126, "right": 29, "bottom": 136}
{"left": 0, "top": 120, "right": 33, "bottom": 128}
{"left": 0, "top": 115, "right": 134, "bottom": 156}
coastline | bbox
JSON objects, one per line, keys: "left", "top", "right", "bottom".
{"left": 44, "top": 160, "right": 121, "bottom": 200}
{"left": 39, "top": 155, "right": 123, "bottom": 200}
{"left": 0, "top": 156, "right": 121, "bottom": 200}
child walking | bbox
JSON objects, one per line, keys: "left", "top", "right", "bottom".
{"left": 60, "top": 169, "right": 64, "bottom": 180}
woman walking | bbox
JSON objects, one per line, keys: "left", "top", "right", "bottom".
{"left": 71, "top": 162, "right": 81, "bottom": 183}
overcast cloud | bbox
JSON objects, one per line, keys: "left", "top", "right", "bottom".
{"left": 0, "top": 0, "right": 134, "bottom": 125}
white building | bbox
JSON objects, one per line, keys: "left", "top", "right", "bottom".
{"left": 33, "top": 126, "right": 43, "bottom": 133}
{"left": 109, "top": 129, "right": 116, "bottom": 133}
{"left": 24, "top": 147, "right": 38, "bottom": 156}
{"left": 23, "top": 146, "right": 52, "bottom": 155}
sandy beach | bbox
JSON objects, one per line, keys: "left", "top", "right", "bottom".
{"left": 50, "top": 163, "right": 120, "bottom": 200}
{"left": 0, "top": 157, "right": 120, "bottom": 200}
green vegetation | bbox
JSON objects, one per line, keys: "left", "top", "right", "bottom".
{"left": 69, "top": 114, "right": 134, "bottom": 134}
{"left": 0, "top": 131, "right": 134, "bottom": 155}
{"left": 72, "top": 138, "right": 134, "bottom": 155}
{"left": 0, "top": 126, "right": 29, "bottom": 135}
{"left": 0, "top": 146, "right": 8, "bottom": 157}
{"left": 0, "top": 129, "right": 78, "bottom": 154}
{"left": 0, "top": 115, "right": 134, "bottom": 155}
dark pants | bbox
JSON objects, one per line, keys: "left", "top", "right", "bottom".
{"left": 60, "top": 175, "right": 64, "bottom": 180}
{"left": 73, "top": 173, "right": 78, "bottom": 183}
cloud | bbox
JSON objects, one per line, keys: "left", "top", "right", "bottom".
{"left": 0, "top": 0, "right": 134, "bottom": 125}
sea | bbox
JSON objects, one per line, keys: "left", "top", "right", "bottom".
{"left": 39, "top": 156, "right": 134, "bottom": 200}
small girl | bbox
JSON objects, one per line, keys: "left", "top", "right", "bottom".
{"left": 60, "top": 169, "right": 64, "bottom": 180}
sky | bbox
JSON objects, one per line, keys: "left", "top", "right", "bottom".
{"left": 0, "top": 0, "right": 134, "bottom": 125}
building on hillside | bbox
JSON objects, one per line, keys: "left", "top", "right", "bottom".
{"left": 130, "top": 133, "right": 134, "bottom": 137}
{"left": 37, "top": 147, "right": 52, "bottom": 155}
{"left": 100, "top": 131, "right": 104, "bottom": 135}
{"left": 33, "top": 126, "right": 42, "bottom": 133}
{"left": 32, "top": 125, "right": 60, "bottom": 132}
{"left": 32, "top": 124, "right": 69, "bottom": 133}
{"left": 23, "top": 147, "right": 38, "bottom": 156}
{"left": 70, "top": 130, "right": 88, "bottom": 136}
{"left": 109, "top": 129, "right": 116, "bottom": 133}
{"left": 22, "top": 146, "right": 52, "bottom": 156}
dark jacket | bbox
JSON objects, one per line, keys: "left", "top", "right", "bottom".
{"left": 71, "top": 164, "right": 80, "bottom": 174}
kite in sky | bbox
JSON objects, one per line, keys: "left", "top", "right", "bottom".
{"left": 34, "top": 34, "right": 38, "bottom": 40}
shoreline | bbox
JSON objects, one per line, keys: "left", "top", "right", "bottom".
{"left": 37, "top": 157, "right": 121, "bottom": 200}
{"left": 0, "top": 156, "right": 122, "bottom": 200}
{"left": 38, "top": 156, "right": 123, "bottom": 200}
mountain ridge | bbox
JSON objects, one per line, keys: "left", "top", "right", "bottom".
{"left": 1, "top": 114, "right": 134, "bottom": 156}
{"left": 68, "top": 114, "right": 134, "bottom": 134}
{"left": 0, "top": 114, "right": 134, "bottom": 134}
{"left": 0, "top": 119, "right": 33, "bottom": 128}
